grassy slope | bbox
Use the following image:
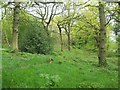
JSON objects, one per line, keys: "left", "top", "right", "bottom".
{"left": 2, "top": 49, "right": 118, "bottom": 88}
{"left": 0, "top": 49, "right": 1, "bottom": 89}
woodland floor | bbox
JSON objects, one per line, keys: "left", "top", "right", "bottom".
{"left": 2, "top": 49, "right": 118, "bottom": 88}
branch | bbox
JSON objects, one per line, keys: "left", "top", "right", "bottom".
{"left": 46, "top": 4, "right": 56, "bottom": 26}
{"left": 75, "top": 0, "right": 90, "bottom": 6}
{"left": 105, "top": 15, "right": 112, "bottom": 26}
{"left": 106, "top": 9, "right": 120, "bottom": 23}
{"left": 113, "top": 17, "right": 120, "bottom": 22}
{"left": 35, "top": 1, "right": 63, "bottom": 4}
{"left": 26, "top": 11, "right": 42, "bottom": 20}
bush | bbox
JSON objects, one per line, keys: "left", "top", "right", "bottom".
{"left": 39, "top": 74, "right": 61, "bottom": 88}
{"left": 19, "top": 14, "right": 52, "bottom": 54}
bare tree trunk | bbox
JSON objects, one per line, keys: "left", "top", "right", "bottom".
{"left": 57, "top": 24, "right": 63, "bottom": 51}
{"left": 4, "top": 29, "right": 10, "bottom": 47}
{"left": 12, "top": 2, "right": 20, "bottom": 52}
{"left": 46, "top": 23, "right": 50, "bottom": 36}
{"left": 98, "top": 2, "right": 107, "bottom": 66}
{"left": 68, "top": 23, "right": 71, "bottom": 51}
{"left": 45, "top": 26, "right": 50, "bottom": 36}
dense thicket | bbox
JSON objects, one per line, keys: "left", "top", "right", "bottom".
{"left": 19, "top": 14, "right": 52, "bottom": 54}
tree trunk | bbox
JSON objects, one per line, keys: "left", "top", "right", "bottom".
{"left": 12, "top": 2, "right": 20, "bottom": 52}
{"left": 98, "top": 2, "right": 107, "bottom": 66}
{"left": 4, "top": 29, "right": 10, "bottom": 47}
{"left": 57, "top": 24, "right": 63, "bottom": 51}
{"left": 46, "top": 24, "right": 50, "bottom": 36}
{"left": 68, "top": 23, "right": 71, "bottom": 51}
{"left": 42, "top": 20, "right": 50, "bottom": 36}
{"left": 117, "top": 2, "right": 120, "bottom": 58}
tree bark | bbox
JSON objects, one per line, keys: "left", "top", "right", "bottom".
{"left": 4, "top": 29, "right": 10, "bottom": 47}
{"left": 12, "top": 2, "right": 20, "bottom": 52}
{"left": 68, "top": 23, "right": 71, "bottom": 51}
{"left": 98, "top": 2, "right": 107, "bottom": 66}
{"left": 57, "top": 24, "right": 63, "bottom": 51}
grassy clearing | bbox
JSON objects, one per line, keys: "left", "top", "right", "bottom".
{"left": 2, "top": 49, "right": 118, "bottom": 88}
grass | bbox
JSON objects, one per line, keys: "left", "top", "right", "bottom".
{"left": 2, "top": 49, "right": 118, "bottom": 88}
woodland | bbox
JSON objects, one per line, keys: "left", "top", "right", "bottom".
{"left": 0, "top": 0, "right": 119, "bottom": 88}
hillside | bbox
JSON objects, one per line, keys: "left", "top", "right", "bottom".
{"left": 2, "top": 49, "right": 118, "bottom": 88}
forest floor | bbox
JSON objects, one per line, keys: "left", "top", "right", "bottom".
{"left": 2, "top": 49, "right": 118, "bottom": 88}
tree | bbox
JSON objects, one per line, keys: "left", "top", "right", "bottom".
{"left": 76, "top": 1, "right": 108, "bottom": 66}
{"left": 98, "top": 2, "right": 107, "bottom": 66}
{"left": 25, "top": 1, "right": 64, "bottom": 50}
{"left": 27, "top": 1, "right": 63, "bottom": 36}
{"left": 12, "top": 2, "right": 20, "bottom": 52}
{"left": 71, "top": 6, "right": 100, "bottom": 50}
{"left": 57, "top": 23, "right": 63, "bottom": 51}
{"left": 56, "top": 1, "right": 75, "bottom": 51}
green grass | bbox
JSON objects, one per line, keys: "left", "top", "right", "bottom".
{"left": 0, "top": 49, "right": 1, "bottom": 89}
{"left": 2, "top": 49, "right": 118, "bottom": 88}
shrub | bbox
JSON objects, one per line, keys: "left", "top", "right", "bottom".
{"left": 19, "top": 14, "right": 52, "bottom": 54}
{"left": 39, "top": 74, "right": 61, "bottom": 88}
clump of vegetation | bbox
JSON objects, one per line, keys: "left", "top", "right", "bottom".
{"left": 19, "top": 14, "right": 52, "bottom": 54}
{"left": 39, "top": 74, "right": 61, "bottom": 88}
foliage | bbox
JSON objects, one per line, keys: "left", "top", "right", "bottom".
{"left": 19, "top": 13, "right": 52, "bottom": 54}
{"left": 40, "top": 74, "right": 61, "bottom": 88}
{"left": 70, "top": 10, "right": 98, "bottom": 50}
{"left": 2, "top": 12, "right": 13, "bottom": 46}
